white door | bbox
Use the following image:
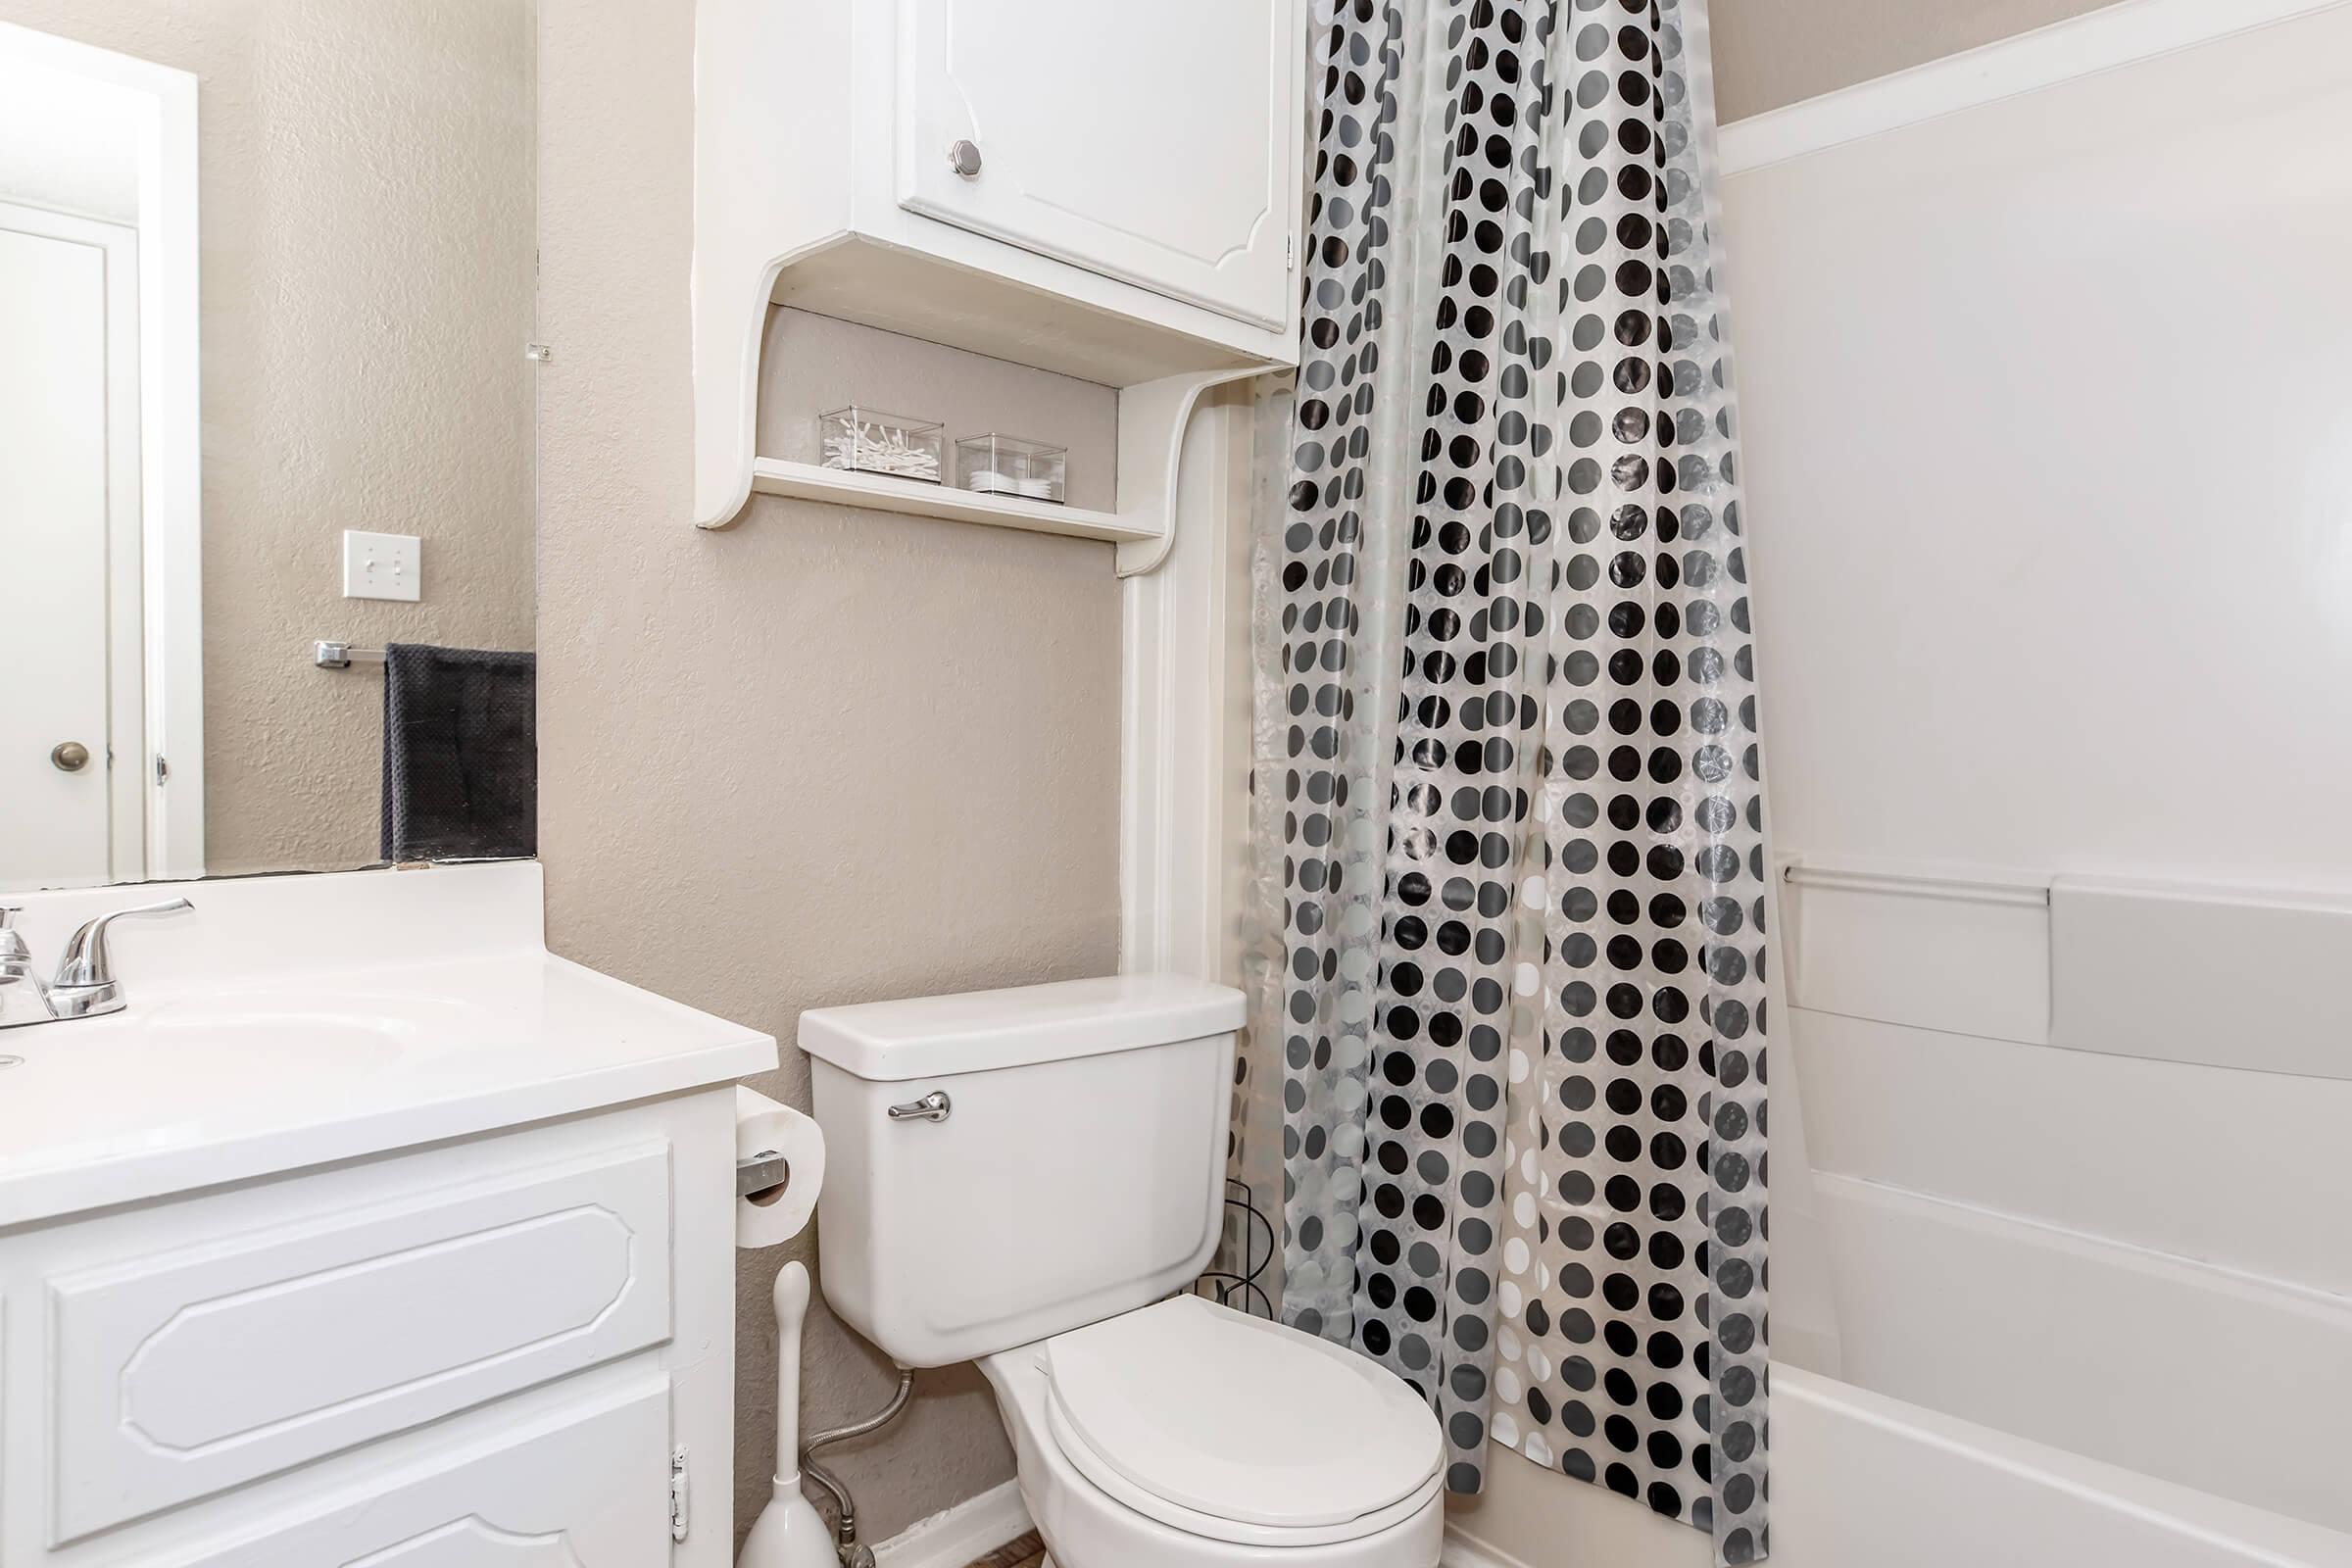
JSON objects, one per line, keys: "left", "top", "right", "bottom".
{"left": 0, "top": 204, "right": 141, "bottom": 889}
{"left": 896, "top": 0, "right": 1301, "bottom": 329}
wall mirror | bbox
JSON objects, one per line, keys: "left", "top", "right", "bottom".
{"left": 0, "top": 2, "right": 537, "bottom": 893}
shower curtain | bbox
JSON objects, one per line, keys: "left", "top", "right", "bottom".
{"left": 1239, "top": 0, "right": 1771, "bottom": 1560}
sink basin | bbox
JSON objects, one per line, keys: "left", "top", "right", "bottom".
{"left": 32, "top": 991, "right": 501, "bottom": 1096}
{"left": 0, "top": 862, "right": 777, "bottom": 1232}
{"left": 135, "top": 991, "right": 493, "bottom": 1061}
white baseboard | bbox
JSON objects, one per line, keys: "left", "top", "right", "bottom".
{"left": 871, "top": 1479, "right": 1032, "bottom": 1568}
{"left": 872, "top": 1481, "right": 1517, "bottom": 1568}
{"left": 1443, "top": 1528, "right": 1535, "bottom": 1568}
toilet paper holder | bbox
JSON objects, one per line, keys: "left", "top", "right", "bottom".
{"left": 737, "top": 1150, "right": 793, "bottom": 1200}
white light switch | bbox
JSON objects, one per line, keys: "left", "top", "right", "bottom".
{"left": 342, "top": 530, "right": 421, "bottom": 602}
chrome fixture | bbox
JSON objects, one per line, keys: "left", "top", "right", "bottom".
{"left": 736, "top": 1149, "right": 793, "bottom": 1200}
{"left": 885, "top": 1090, "right": 952, "bottom": 1124}
{"left": 0, "top": 909, "right": 51, "bottom": 1030}
{"left": 947, "top": 138, "right": 983, "bottom": 177}
{"left": 802, "top": 1366, "right": 915, "bottom": 1568}
{"left": 314, "top": 639, "right": 387, "bottom": 669}
{"left": 0, "top": 897, "right": 193, "bottom": 1029}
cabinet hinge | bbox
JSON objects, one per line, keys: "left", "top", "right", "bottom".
{"left": 1286, "top": 235, "right": 1296, "bottom": 269}
{"left": 670, "top": 1446, "right": 690, "bottom": 1542}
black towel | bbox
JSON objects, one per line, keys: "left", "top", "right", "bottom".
{"left": 380, "top": 643, "right": 537, "bottom": 862}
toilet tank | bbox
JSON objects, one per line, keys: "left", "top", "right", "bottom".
{"left": 800, "top": 974, "right": 1245, "bottom": 1368}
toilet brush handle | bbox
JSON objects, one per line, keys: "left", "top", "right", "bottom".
{"left": 773, "top": 1260, "right": 812, "bottom": 1480}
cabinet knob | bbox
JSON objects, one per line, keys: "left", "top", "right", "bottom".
{"left": 947, "top": 139, "right": 983, "bottom": 178}
{"left": 51, "top": 741, "right": 91, "bottom": 773}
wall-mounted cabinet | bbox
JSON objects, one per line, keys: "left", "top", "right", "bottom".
{"left": 693, "top": 0, "right": 1305, "bottom": 534}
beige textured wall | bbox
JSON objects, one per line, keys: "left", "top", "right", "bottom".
{"left": 0, "top": 0, "right": 537, "bottom": 879}
{"left": 1711, "top": 0, "right": 2114, "bottom": 121}
{"left": 537, "top": 3, "right": 1122, "bottom": 1548}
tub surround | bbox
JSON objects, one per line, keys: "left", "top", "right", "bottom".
{"left": 1451, "top": 1369, "right": 2352, "bottom": 1568}
{"left": 1710, "top": 0, "right": 2113, "bottom": 120}
{"left": 1691, "top": 2, "right": 2352, "bottom": 1564}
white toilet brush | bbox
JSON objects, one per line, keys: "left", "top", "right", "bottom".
{"left": 737, "top": 1260, "right": 840, "bottom": 1568}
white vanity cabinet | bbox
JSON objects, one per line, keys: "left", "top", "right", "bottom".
{"left": 0, "top": 1093, "right": 739, "bottom": 1568}
{"left": 0, "top": 863, "right": 778, "bottom": 1568}
{"left": 693, "top": 0, "right": 1307, "bottom": 527}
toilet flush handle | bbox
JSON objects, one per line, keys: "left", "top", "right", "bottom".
{"left": 886, "top": 1090, "right": 953, "bottom": 1124}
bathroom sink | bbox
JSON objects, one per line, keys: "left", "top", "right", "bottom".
{"left": 0, "top": 947, "right": 773, "bottom": 1229}
{"left": 10, "top": 990, "right": 500, "bottom": 1111}
{"left": 134, "top": 990, "right": 493, "bottom": 1060}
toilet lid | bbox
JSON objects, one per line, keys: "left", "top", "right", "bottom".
{"left": 1043, "top": 1296, "right": 1444, "bottom": 1530}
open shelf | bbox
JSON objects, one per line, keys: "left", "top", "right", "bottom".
{"left": 744, "top": 457, "right": 1155, "bottom": 546}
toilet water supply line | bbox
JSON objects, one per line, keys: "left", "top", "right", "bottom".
{"left": 802, "top": 1347, "right": 916, "bottom": 1567}
{"left": 803, "top": 1367, "right": 915, "bottom": 1568}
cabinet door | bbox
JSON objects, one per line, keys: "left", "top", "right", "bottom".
{"left": 171, "top": 1380, "right": 671, "bottom": 1567}
{"left": 47, "top": 1145, "right": 672, "bottom": 1543}
{"left": 897, "top": 0, "right": 1301, "bottom": 329}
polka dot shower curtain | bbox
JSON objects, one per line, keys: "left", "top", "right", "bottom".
{"left": 1239, "top": 0, "right": 1772, "bottom": 1561}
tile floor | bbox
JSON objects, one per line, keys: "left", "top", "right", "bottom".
{"left": 962, "top": 1532, "right": 1046, "bottom": 1568}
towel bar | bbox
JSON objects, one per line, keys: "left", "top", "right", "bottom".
{"left": 314, "top": 640, "right": 386, "bottom": 669}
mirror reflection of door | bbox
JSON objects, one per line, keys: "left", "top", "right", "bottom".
{"left": 3, "top": 9, "right": 536, "bottom": 895}
{"left": 0, "top": 24, "right": 201, "bottom": 892}
{"left": 0, "top": 190, "right": 143, "bottom": 888}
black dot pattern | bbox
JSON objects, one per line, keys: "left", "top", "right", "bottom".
{"left": 1253, "top": 2, "right": 1768, "bottom": 1563}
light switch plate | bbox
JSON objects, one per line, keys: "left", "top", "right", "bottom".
{"left": 342, "top": 530, "right": 421, "bottom": 602}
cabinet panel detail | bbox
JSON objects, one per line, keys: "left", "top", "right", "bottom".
{"left": 49, "top": 1146, "right": 672, "bottom": 1543}
{"left": 899, "top": 0, "right": 1298, "bottom": 328}
{"left": 168, "top": 1379, "right": 668, "bottom": 1567}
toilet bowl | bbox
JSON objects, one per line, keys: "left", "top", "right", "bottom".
{"left": 798, "top": 976, "right": 1446, "bottom": 1568}
{"left": 979, "top": 1297, "right": 1445, "bottom": 1568}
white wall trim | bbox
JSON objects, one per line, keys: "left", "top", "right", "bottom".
{"left": 1118, "top": 385, "right": 1252, "bottom": 983}
{"left": 1442, "top": 1527, "right": 1535, "bottom": 1568}
{"left": 870, "top": 1479, "right": 1032, "bottom": 1568}
{"left": 1717, "top": 0, "right": 2352, "bottom": 173}
{"left": 874, "top": 1485, "right": 1547, "bottom": 1568}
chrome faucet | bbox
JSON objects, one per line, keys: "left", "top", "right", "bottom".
{"left": 0, "top": 908, "right": 47, "bottom": 1030}
{"left": 0, "top": 898, "right": 193, "bottom": 1029}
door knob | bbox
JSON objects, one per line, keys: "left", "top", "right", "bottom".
{"left": 50, "top": 742, "right": 90, "bottom": 773}
{"left": 947, "top": 139, "right": 983, "bottom": 178}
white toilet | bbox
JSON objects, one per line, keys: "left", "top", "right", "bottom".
{"left": 800, "top": 975, "right": 1446, "bottom": 1568}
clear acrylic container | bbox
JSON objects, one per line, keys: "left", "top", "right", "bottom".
{"left": 956, "top": 433, "right": 1067, "bottom": 505}
{"left": 819, "top": 406, "right": 946, "bottom": 484}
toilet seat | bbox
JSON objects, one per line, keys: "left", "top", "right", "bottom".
{"left": 1038, "top": 1296, "right": 1443, "bottom": 1547}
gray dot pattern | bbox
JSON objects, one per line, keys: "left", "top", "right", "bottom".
{"left": 1256, "top": 1, "right": 1768, "bottom": 1562}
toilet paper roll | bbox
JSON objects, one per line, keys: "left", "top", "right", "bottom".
{"left": 735, "top": 1086, "right": 826, "bottom": 1250}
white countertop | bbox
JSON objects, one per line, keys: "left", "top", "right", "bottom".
{"left": 0, "top": 863, "right": 775, "bottom": 1228}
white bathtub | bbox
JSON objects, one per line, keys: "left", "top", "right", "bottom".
{"left": 1442, "top": 983, "right": 2352, "bottom": 1567}
{"left": 1445, "top": 1363, "right": 2352, "bottom": 1567}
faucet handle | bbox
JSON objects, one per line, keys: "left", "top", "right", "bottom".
{"left": 54, "top": 897, "right": 193, "bottom": 991}
{"left": 0, "top": 907, "right": 28, "bottom": 966}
